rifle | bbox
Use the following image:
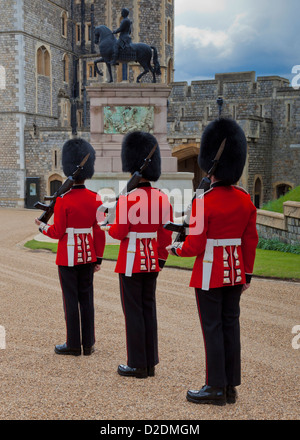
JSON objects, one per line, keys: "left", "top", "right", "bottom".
{"left": 34, "top": 153, "right": 90, "bottom": 224}
{"left": 99, "top": 144, "right": 158, "bottom": 229}
{"left": 163, "top": 138, "right": 226, "bottom": 242}
{"left": 164, "top": 97, "right": 225, "bottom": 243}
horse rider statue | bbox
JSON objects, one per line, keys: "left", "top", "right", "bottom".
{"left": 94, "top": 7, "right": 161, "bottom": 83}
{"left": 111, "top": 8, "right": 132, "bottom": 65}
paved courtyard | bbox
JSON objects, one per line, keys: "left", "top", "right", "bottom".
{"left": 0, "top": 208, "right": 299, "bottom": 421}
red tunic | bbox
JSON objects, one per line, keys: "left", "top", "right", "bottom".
{"left": 40, "top": 186, "right": 106, "bottom": 266}
{"left": 176, "top": 185, "right": 259, "bottom": 289}
{"left": 108, "top": 183, "right": 173, "bottom": 274}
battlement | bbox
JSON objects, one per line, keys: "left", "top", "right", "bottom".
{"left": 170, "top": 71, "right": 292, "bottom": 99}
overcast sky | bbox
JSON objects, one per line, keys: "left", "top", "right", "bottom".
{"left": 174, "top": 0, "right": 299, "bottom": 84}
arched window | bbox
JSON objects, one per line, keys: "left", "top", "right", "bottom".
{"left": 61, "top": 12, "right": 68, "bottom": 38}
{"left": 276, "top": 184, "right": 292, "bottom": 198}
{"left": 254, "top": 177, "right": 262, "bottom": 208}
{"left": 63, "top": 54, "right": 69, "bottom": 83}
{"left": 49, "top": 174, "right": 63, "bottom": 196}
{"left": 167, "top": 19, "right": 172, "bottom": 44}
{"left": 37, "top": 46, "right": 50, "bottom": 76}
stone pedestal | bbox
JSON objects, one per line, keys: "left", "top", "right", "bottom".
{"left": 86, "top": 83, "right": 193, "bottom": 208}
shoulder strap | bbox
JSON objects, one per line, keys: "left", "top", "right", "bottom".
{"left": 232, "top": 185, "right": 249, "bottom": 195}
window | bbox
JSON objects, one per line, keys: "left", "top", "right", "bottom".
{"left": 63, "top": 54, "right": 69, "bottom": 83}
{"left": 167, "top": 19, "right": 172, "bottom": 44}
{"left": 87, "top": 62, "right": 97, "bottom": 79}
{"left": 76, "top": 23, "right": 81, "bottom": 44}
{"left": 276, "top": 184, "right": 292, "bottom": 199}
{"left": 254, "top": 177, "right": 262, "bottom": 208}
{"left": 37, "top": 46, "right": 50, "bottom": 76}
{"left": 287, "top": 103, "right": 291, "bottom": 123}
{"left": 86, "top": 23, "right": 92, "bottom": 42}
{"left": 77, "top": 110, "right": 83, "bottom": 128}
{"left": 54, "top": 150, "right": 58, "bottom": 168}
{"left": 232, "top": 105, "right": 236, "bottom": 119}
{"left": 61, "top": 12, "right": 67, "bottom": 37}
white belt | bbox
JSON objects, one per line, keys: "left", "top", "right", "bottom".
{"left": 125, "top": 232, "right": 157, "bottom": 277}
{"left": 66, "top": 227, "right": 92, "bottom": 267}
{"left": 202, "top": 238, "right": 241, "bottom": 291}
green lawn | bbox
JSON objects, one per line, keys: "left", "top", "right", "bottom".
{"left": 24, "top": 240, "right": 300, "bottom": 281}
{"left": 253, "top": 248, "right": 300, "bottom": 280}
{"left": 262, "top": 185, "right": 300, "bottom": 213}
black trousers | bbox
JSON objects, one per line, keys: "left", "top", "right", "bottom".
{"left": 195, "top": 285, "right": 242, "bottom": 387}
{"left": 58, "top": 264, "right": 95, "bottom": 349}
{"left": 119, "top": 272, "right": 159, "bottom": 369}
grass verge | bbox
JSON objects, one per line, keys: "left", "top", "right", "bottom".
{"left": 24, "top": 240, "right": 300, "bottom": 281}
{"left": 261, "top": 185, "right": 300, "bottom": 213}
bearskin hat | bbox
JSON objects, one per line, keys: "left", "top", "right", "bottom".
{"left": 62, "top": 138, "right": 95, "bottom": 182}
{"left": 198, "top": 118, "right": 247, "bottom": 185}
{"left": 121, "top": 131, "right": 161, "bottom": 182}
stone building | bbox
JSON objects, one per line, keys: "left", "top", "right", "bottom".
{"left": 0, "top": 0, "right": 299, "bottom": 210}
{"left": 167, "top": 71, "right": 300, "bottom": 206}
{"left": 0, "top": 0, "right": 174, "bottom": 208}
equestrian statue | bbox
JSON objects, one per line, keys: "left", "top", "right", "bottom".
{"left": 94, "top": 8, "right": 161, "bottom": 83}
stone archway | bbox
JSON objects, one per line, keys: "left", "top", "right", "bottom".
{"left": 172, "top": 144, "right": 202, "bottom": 190}
{"left": 254, "top": 177, "right": 262, "bottom": 208}
{"left": 48, "top": 173, "right": 63, "bottom": 196}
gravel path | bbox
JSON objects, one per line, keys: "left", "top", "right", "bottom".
{"left": 0, "top": 208, "right": 299, "bottom": 421}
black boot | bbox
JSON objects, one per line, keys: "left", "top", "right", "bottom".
{"left": 83, "top": 346, "right": 95, "bottom": 356}
{"left": 118, "top": 364, "right": 148, "bottom": 378}
{"left": 226, "top": 385, "right": 238, "bottom": 404}
{"left": 186, "top": 385, "right": 226, "bottom": 406}
{"left": 54, "top": 343, "right": 81, "bottom": 356}
{"left": 148, "top": 366, "right": 155, "bottom": 377}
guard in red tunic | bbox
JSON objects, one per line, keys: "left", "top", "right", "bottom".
{"left": 35, "top": 138, "right": 105, "bottom": 356}
{"left": 168, "top": 118, "right": 258, "bottom": 405}
{"left": 108, "top": 131, "right": 173, "bottom": 378}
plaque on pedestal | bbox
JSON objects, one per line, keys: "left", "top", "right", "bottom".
{"left": 86, "top": 83, "right": 193, "bottom": 211}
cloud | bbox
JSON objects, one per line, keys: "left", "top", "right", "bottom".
{"left": 175, "top": 13, "right": 258, "bottom": 78}
{"left": 174, "top": 0, "right": 299, "bottom": 83}
{"left": 175, "top": 0, "right": 226, "bottom": 15}
{"left": 175, "top": 25, "right": 229, "bottom": 50}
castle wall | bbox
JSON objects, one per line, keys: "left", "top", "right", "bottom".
{"left": 167, "top": 72, "right": 300, "bottom": 204}
{"left": 257, "top": 202, "right": 300, "bottom": 246}
{"left": 0, "top": 2, "right": 299, "bottom": 210}
{"left": 0, "top": 0, "right": 174, "bottom": 207}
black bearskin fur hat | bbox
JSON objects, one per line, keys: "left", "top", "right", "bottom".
{"left": 198, "top": 118, "right": 247, "bottom": 185}
{"left": 121, "top": 131, "right": 161, "bottom": 181}
{"left": 62, "top": 138, "right": 95, "bottom": 182}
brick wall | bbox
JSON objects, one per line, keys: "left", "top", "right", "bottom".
{"left": 256, "top": 202, "right": 300, "bottom": 245}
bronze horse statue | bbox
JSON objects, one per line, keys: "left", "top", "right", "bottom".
{"left": 94, "top": 25, "right": 161, "bottom": 83}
